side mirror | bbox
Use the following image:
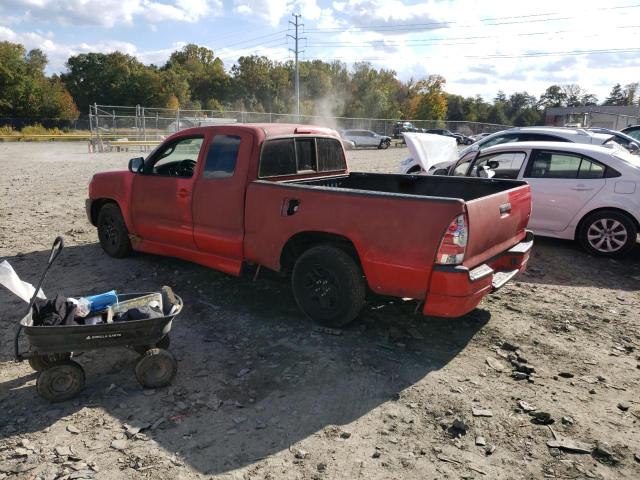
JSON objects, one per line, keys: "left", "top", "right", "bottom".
{"left": 128, "top": 157, "right": 144, "bottom": 173}
{"left": 629, "top": 143, "right": 639, "bottom": 153}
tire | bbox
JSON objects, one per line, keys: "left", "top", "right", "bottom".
{"left": 36, "top": 360, "right": 85, "bottom": 403}
{"left": 97, "top": 203, "right": 132, "bottom": 258}
{"left": 28, "top": 352, "right": 71, "bottom": 372}
{"left": 291, "top": 244, "right": 366, "bottom": 327}
{"left": 578, "top": 210, "right": 637, "bottom": 258}
{"left": 135, "top": 348, "right": 177, "bottom": 389}
{"left": 133, "top": 335, "right": 171, "bottom": 355}
{"left": 379, "top": 140, "right": 390, "bottom": 150}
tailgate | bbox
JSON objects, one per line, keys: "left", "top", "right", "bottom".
{"left": 463, "top": 183, "right": 531, "bottom": 268}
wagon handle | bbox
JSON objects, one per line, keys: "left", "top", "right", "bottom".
{"left": 14, "top": 236, "right": 64, "bottom": 362}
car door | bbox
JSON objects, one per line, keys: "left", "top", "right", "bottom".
{"left": 131, "top": 135, "right": 205, "bottom": 248}
{"left": 522, "top": 149, "right": 606, "bottom": 232}
{"left": 191, "top": 129, "right": 254, "bottom": 275}
{"left": 366, "top": 131, "right": 379, "bottom": 146}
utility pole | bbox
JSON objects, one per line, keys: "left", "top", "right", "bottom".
{"left": 288, "top": 13, "right": 304, "bottom": 118}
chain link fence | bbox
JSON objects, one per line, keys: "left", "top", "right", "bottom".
{"left": 88, "top": 104, "right": 510, "bottom": 152}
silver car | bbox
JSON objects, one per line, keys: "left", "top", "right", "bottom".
{"left": 340, "top": 129, "right": 391, "bottom": 149}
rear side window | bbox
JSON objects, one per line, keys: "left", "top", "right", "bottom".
{"left": 259, "top": 138, "right": 296, "bottom": 177}
{"left": 259, "top": 137, "right": 346, "bottom": 177}
{"left": 203, "top": 135, "right": 241, "bottom": 178}
{"left": 526, "top": 150, "right": 607, "bottom": 179}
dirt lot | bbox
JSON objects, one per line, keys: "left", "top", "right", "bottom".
{"left": 1, "top": 142, "right": 639, "bottom": 480}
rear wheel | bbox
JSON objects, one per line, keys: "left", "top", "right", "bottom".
{"left": 578, "top": 210, "right": 637, "bottom": 258}
{"left": 36, "top": 360, "right": 85, "bottom": 403}
{"left": 291, "top": 245, "right": 365, "bottom": 327}
{"left": 97, "top": 203, "right": 132, "bottom": 258}
{"left": 135, "top": 348, "right": 177, "bottom": 388}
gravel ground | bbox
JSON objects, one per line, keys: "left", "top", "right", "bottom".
{"left": 0, "top": 142, "right": 639, "bottom": 480}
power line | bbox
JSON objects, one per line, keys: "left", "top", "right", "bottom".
{"left": 303, "top": 47, "right": 640, "bottom": 63}
{"left": 303, "top": 25, "right": 640, "bottom": 48}
{"left": 304, "top": 3, "right": 640, "bottom": 33}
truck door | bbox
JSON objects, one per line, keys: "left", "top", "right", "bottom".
{"left": 192, "top": 130, "right": 254, "bottom": 275}
{"left": 131, "top": 135, "right": 205, "bottom": 248}
{"left": 523, "top": 149, "right": 606, "bottom": 232}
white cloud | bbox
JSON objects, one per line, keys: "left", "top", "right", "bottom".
{"left": 2, "top": 0, "right": 223, "bottom": 28}
{"left": 232, "top": 0, "right": 323, "bottom": 26}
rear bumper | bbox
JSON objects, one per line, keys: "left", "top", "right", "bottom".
{"left": 423, "top": 231, "right": 533, "bottom": 318}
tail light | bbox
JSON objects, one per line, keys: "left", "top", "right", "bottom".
{"left": 436, "top": 214, "right": 468, "bottom": 265}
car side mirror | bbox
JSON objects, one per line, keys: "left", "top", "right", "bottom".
{"left": 629, "top": 143, "right": 639, "bottom": 153}
{"left": 432, "top": 168, "right": 449, "bottom": 176}
{"left": 128, "top": 157, "right": 144, "bottom": 173}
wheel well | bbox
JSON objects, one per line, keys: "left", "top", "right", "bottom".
{"left": 280, "top": 232, "right": 360, "bottom": 272}
{"left": 407, "top": 165, "right": 422, "bottom": 174}
{"left": 89, "top": 198, "right": 118, "bottom": 225}
{"left": 574, "top": 207, "right": 639, "bottom": 240}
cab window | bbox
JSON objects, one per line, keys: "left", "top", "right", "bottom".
{"left": 146, "top": 136, "right": 203, "bottom": 177}
{"left": 259, "top": 137, "right": 346, "bottom": 177}
{"left": 203, "top": 135, "right": 241, "bottom": 179}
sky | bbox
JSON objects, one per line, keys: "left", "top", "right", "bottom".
{"left": 1, "top": 0, "right": 640, "bottom": 103}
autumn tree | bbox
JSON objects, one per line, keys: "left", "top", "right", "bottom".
{"left": 411, "top": 75, "right": 447, "bottom": 120}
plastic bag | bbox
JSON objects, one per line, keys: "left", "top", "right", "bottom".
{"left": 0, "top": 260, "right": 46, "bottom": 302}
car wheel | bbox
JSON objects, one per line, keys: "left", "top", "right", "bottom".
{"left": 97, "top": 203, "right": 132, "bottom": 258}
{"left": 379, "top": 140, "right": 390, "bottom": 150}
{"left": 578, "top": 210, "right": 637, "bottom": 258}
{"left": 292, "top": 245, "right": 365, "bottom": 327}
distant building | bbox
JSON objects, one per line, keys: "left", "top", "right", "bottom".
{"left": 545, "top": 105, "right": 640, "bottom": 130}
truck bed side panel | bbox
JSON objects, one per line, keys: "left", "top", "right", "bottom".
{"left": 244, "top": 181, "right": 465, "bottom": 299}
{"left": 463, "top": 184, "right": 532, "bottom": 268}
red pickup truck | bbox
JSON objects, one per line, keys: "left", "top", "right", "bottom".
{"left": 87, "top": 124, "right": 533, "bottom": 326}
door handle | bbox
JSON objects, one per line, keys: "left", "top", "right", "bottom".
{"left": 285, "top": 199, "right": 300, "bottom": 216}
{"left": 570, "top": 185, "right": 593, "bottom": 191}
{"left": 177, "top": 188, "right": 190, "bottom": 198}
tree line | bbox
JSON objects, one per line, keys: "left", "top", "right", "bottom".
{"left": 1, "top": 40, "right": 639, "bottom": 126}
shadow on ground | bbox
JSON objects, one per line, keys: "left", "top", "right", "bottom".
{"left": 517, "top": 236, "right": 640, "bottom": 291}
{"left": 0, "top": 243, "right": 489, "bottom": 476}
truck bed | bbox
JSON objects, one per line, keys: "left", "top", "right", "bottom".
{"left": 293, "top": 172, "right": 527, "bottom": 201}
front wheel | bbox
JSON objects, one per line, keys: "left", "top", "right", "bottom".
{"left": 379, "top": 140, "right": 390, "bottom": 149}
{"left": 36, "top": 360, "right": 85, "bottom": 403}
{"left": 578, "top": 210, "right": 637, "bottom": 258}
{"left": 97, "top": 203, "right": 132, "bottom": 258}
{"left": 291, "top": 245, "right": 365, "bottom": 327}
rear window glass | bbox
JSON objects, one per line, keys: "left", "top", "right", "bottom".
{"left": 578, "top": 159, "right": 605, "bottom": 179}
{"left": 259, "top": 138, "right": 296, "bottom": 177}
{"left": 259, "top": 137, "right": 346, "bottom": 177}
{"left": 296, "top": 138, "right": 316, "bottom": 171}
{"left": 317, "top": 138, "right": 346, "bottom": 171}
{"left": 203, "top": 135, "right": 241, "bottom": 178}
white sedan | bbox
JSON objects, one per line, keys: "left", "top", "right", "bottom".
{"left": 441, "top": 142, "right": 640, "bottom": 257}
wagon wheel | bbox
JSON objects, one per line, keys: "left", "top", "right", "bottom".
{"left": 135, "top": 348, "right": 177, "bottom": 389}
{"left": 36, "top": 360, "right": 85, "bottom": 403}
{"left": 132, "top": 335, "right": 171, "bottom": 355}
{"left": 28, "top": 352, "right": 72, "bottom": 372}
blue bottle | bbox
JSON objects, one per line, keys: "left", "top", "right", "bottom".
{"left": 85, "top": 290, "right": 118, "bottom": 313}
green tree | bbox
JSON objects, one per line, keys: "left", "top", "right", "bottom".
{"left": 538, "top": 85, "right": 566, "bottom": 108}
{"left": 411, "top": 75, "right": 447, "bottom": 120}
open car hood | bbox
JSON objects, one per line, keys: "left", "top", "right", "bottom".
{"left": 403, "top": 133, "right": 459, "bottom": 173}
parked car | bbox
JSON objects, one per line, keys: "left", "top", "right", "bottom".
{"left": 586, "top": 128, "right": 640, "bottom": 153}
{"left": 340, "top": 129, "right": 391, "bottom": 149}
{"left": 470, "top": 132, "right": 493, "bottom": 142}
{"left": 621, "top": 125, "right": 640, "bottom": 142}
{"left": 458, "top": 127, "right": 614, "bottom": 157}
{"left": 425, "top": 128, "right": 473, "bottom": 145}
{"left": 402, "top": 127, "right": 615, "bottom": 175}
{"left": 437, "top": 142, "right": 639, "bottom": 257}
{"left": 87, "top": 124, "right": 533, "bottom": 326}
{"left": 392, "top": 121, "right": 418, "bottom": 138}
